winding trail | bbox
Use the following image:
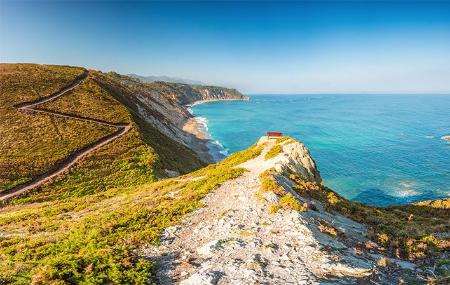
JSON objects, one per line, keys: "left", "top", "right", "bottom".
{"left": 0, "top": 70, "right": 132, "bottom": 204}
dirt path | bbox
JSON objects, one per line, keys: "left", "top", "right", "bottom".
{"left": 145, "top": 140, "right": 377, "bottom": 284}
{"left": 0, "top": 70, "right": 132, "bottom": 204}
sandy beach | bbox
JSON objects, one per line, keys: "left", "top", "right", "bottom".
{"left": 182, "top": 117, "right": 209, "bottom": 140}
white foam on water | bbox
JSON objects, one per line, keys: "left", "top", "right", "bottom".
{"left": 212, "top": 140, "right": 229, "bottom": 156}
{"left": 192, "top": 115, "right": 228, "bottom": 162}
{"left": 185, "top": 104, "right": 194, "bottom": 115}
{"left": 196, "top": 117, "right": 209, "bottom": 132}
{"left": 394, "top": 181, "right": 420, "bottom": 197}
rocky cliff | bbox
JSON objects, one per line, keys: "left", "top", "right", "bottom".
{"left": 94, "top": 72, "right": 248, "bottom": 164}
{"left": 1, "top": 64, "right": 447, "bottom": 284}
{"left": 146, "top": 137, "right": 449, "bottom": 284}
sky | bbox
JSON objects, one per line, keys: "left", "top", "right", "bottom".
{"left": 1, "top": 1, "right": 450, "bottom": 94}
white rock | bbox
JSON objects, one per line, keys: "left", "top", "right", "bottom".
{"left": 196, "top": 240, "right": 223, "bottom": 256}
{"left": 180, "top": 271, "right": 222, "bottom": 285}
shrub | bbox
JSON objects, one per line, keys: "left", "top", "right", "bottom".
{"left": 259, "top": 169, "right": 285, "bottom": 196}
{"left": 264, "top": 145, "right": 283, "bottom": 160}
{"left": 279, "top": 193, "right": 307, "bottom": 212}
{"left": 275, "top": 136, "right": 291, "bottom": 144}
{"left": 327, "top": 192, "right": 340, "bottom": 205}
{"left": 288, "top": 170, "right": 450, "bottom": 263}
{"left": 269, "top": 204, "right": 281, "bottom": 214}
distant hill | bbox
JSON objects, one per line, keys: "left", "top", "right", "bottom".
{"left": 0, "top": 64, "right": 448, "bottom": 285}
{"left": 128, "top": 73, "right": 205, "bottom": 85}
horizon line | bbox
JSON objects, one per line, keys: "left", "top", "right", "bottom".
{"left": 245, "top": 92, "right": 450, "bottom": 96}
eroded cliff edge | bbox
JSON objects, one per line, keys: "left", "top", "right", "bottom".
{"left": 94, "top": 72, "right": 249, "bottom": 167}
{"left": 146, "top": 136, "right": 449, "bottom": 284}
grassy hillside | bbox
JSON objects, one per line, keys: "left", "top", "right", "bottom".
{"left": 0, "top": 63, "right": 252, "bottom": 283}
{"left": 1, "top": 64, "right": 447, "bottom": 283}
{"left": 0, "top": 140, "right": 263, "bottom": 284}
{"left": 0, "top": 64, "right": 115, "bottom": 193}
{"left": 0, "top": 63, "right": 205, "bottom": 204}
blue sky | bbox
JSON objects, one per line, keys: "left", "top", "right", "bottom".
{"left": 1, "top": 1, "right": 450, "bottom": 94}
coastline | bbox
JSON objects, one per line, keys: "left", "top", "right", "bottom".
{"left": 183, "top": 98, "right": 249, "bottom": 162}
{"left": 189, "top": 97, "right": 250, "bottom": 107}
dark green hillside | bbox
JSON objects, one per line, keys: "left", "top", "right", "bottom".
{"left": 0, "top": 63, "right": 204, "bottom": 204}
{"left": 0, "top": 64, "right": 114, "bottom": 193}
{"left": 0, "top": 63, "right": 236, "bottom": 283}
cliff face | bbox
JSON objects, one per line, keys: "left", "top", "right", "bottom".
{"left": 93, "top": 72, "right": 248, "bottom": 164}
{"left": 162, "top": 82, "right": 249, "bottom": 105}
{"left": 2, "top": 64, "right": 447, "bottom": 284}
{"left": 146, "top": 137, "right": 448, "bottom": 284}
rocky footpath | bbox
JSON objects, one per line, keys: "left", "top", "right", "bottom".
{"left": 144, "top": 138, "right": 419, "bottom": 284}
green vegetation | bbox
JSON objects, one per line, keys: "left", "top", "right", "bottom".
{"left": 0, "top": 64, "right": 206, "bottom": 204}
{"left": 264, "top": 144, "right": 283, "bottom": 160}
{"left": 0, "top": 63, "right": 261, "bottom": 284}
{"left": 279, "top": 193, "right": 306, "bottom": 212}
{"left": 275, "top": 136, "right": 291, "bottom": 144}
{"left": 1, "top": 64, "right": 448, "bottom": 283}
{"left": 258, "top": 169, "right": 286, "bottom": 196}
{"left": 0, "top": 142, "right": 263, "bottom": 284}
{"left": 288, "top": 173, "right": 450, "bottom": 262}
{"left": 0, "top": 64, "right": 115, "bottom": 193}
{"left": 259, "top": 169, "right": 306, "bottom": 213}
{"left": 93, "top": 72, "right": 205, "bottom": 174}
{"left": 0, "top": 63, "right": 216, "bottom": 283}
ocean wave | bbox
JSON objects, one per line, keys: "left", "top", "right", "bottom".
{"left": 212, "top": 140, "right": 229, "bottom": 156}
{"left": 196, "top": 117, "right": 209, "bottom": 132}
{"left": 193, "top": 116, "right": 228, "bottom": 161}
{"left": 393, "top": 181, "right": 419, "bottom": 197}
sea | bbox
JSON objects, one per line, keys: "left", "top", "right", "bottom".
{"left": 190, "top": 94, "right": 450, "bottom": 207}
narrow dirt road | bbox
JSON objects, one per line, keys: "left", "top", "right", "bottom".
{"left": 145, "top": 140, "right": 374, "bottom": 284}
{"left": 0, "top": 70, "right": 132, "bottom": 204}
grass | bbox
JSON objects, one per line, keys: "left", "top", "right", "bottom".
{"left": 0, "top": 63, "right": 261, "bottom": 284}
{"left": 288, "top": 173, "right": 450, "bottom": 262}
{"left": 264, "top": 144, "right": 283, "bottom": 160}
{"left": 279, "top": 193, "right": 307, "bottom": 212}
{"left": 275, "top": 136, "right": 291, "bottom": 144}
{"left": 1, "top": 64, "right": 207, "bottom": 204}
{"left": 2, "top": 64, "right": 448, "bottom": 282}
{"left": 0, "top": 64, "right": 116, "bottom": 193}
{"left": 258, "top": 169, "right": 286, "bottom": 196}
{"left": 258, "top": 169, "right": 307, "bottom": 213}
{"left": 0, "top": 142, "right": 263, "bottom": 284}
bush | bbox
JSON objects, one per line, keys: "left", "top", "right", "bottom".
{"left": 279, "top": 193, "right": 306, "bottom": 212}
{"left": 264, "top": 145, "right": 283, "bottom": 160}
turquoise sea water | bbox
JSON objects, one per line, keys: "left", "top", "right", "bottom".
{"left": 191, "top": 95, "right": 450, "bottom": 206}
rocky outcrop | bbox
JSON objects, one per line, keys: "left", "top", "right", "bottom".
{"left": 257, "top": 136, "right": 321, "bottom": 183}
{"left": 145, "top": 138, "right": 421, "bottom": 284}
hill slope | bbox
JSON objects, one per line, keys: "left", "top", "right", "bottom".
{"left": 0, "top": 64, "right": 247, "bottom": 204}
{"left": 147, "top": 137, "right": 449, "bottom": 284}
{"left": 0, "top": 64, "right": 448, "bottom": 284}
